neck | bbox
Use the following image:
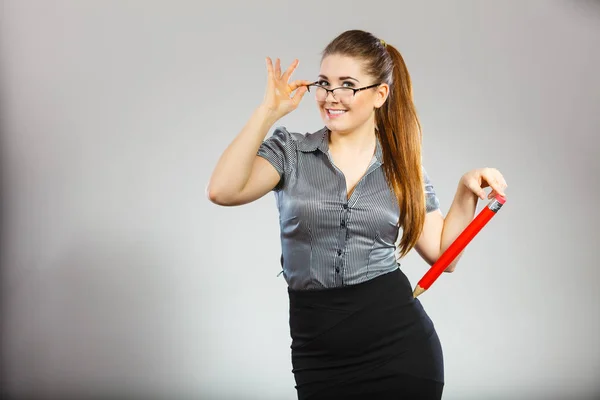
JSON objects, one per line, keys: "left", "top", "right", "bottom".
{"left": 328, "top": 117, "right": 377, "bottom": 155}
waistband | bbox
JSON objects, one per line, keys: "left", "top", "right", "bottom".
{"left": 287, "top": 267, "right": 414, "bottom": 309}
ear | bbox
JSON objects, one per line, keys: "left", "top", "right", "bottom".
{"left": 374, "top": 83, "right": 389, "bottom": 109}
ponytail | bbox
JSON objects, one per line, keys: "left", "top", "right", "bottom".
{"left": 375, "top": 44, "right": 425, "bottom": 258}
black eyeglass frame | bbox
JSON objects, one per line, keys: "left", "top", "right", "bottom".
{"left": 306, "top": 82, "right": 382, "bottom": 100}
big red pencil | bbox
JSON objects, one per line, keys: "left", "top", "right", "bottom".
{"left": 412, "top": 195, "right": 506, "bottom": 298}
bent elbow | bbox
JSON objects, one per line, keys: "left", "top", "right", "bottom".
{"left": 443, "top": 260, "right": 457, "bottom": 273}
{"left": 206, "top": 184, "right": 234, "bottom": 206}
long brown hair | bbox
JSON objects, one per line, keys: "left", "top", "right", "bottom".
{"left": 322, "top": 29, "right": 425, "bottom": 259}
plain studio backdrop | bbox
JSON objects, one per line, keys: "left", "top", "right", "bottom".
{"left": 1, "top": 1, "right": 599, "bottom": 399}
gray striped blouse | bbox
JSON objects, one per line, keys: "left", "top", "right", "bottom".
{"left": 257, "top": 126, "right": 440, "bottom": 291}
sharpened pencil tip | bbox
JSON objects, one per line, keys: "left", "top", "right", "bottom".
{"left": 413, "top": 285, "right": 426, "bottom": 298}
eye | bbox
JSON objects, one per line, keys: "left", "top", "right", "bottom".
{"left": 317, "top": 80, "right": 329, "bottom": 86}
{"left": 342, "top": 81, "right": 355, "bottom": 87}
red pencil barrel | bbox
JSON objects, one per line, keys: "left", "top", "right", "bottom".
{"left": 417, "top": 196, "right": 505, "bottom": 290}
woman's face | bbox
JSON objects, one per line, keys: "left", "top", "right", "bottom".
{"left": 315, "top": 54, "right": 388, "bottom": 134}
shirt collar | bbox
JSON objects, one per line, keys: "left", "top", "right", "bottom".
{"left": 298, "top": 127, "right": 384, "bottom": 164}
{"left": 297, "top": 126, "right": 329, "bottom": 153}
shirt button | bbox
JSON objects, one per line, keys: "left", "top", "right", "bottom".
{"left": 337, "top": 249, "right": 342, "bottom": 256}
{"left": 335, "top": 267, "right": 340, "bottom": 273}
{"left": 343, "top": 203, "right": 348, "bottom": 209}
{"left": 341, "top": 220, "right": 346, "bottom": 227}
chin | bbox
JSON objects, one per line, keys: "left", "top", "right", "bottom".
{"left": 320, "top": 110, "right": 352, "bottom": 132}
{"left": 323, "top": 120, "right": 348, "bottom": 133}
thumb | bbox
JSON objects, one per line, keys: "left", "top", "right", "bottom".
{"left": 292, "top": 86, "right": 308, "bottom": 105}
{"left": 467, "top": 181, "right": 486, "bottom": 200}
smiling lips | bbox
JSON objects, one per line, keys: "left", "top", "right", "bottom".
{"left": 326, "top": 108, "right": 347, "bottom": 118}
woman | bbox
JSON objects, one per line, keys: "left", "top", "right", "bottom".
{"left": 207, "top": 29, "right": 507, "bottom": 400}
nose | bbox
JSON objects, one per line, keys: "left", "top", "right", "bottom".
{"left": 325, "top": 90, "right": 338, "bottom": 102}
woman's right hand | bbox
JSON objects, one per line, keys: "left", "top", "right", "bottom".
{"left": 261, "top": 57, "right": 312, "bottom": 121}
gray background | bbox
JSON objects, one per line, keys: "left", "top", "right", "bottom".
{"left": 1, "top": 0, "right": 599, "bottom": 399}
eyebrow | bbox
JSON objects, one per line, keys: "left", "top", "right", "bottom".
{"left": 318, "top": 74, "right": 360, "bottom": 83}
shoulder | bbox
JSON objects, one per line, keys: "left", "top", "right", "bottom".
{"left": 420, "top": 165, "right": 440, "bottom": 212}
{"left": 271, "top": 126, "right": 322, "bottom": 140}
{"left": 267, "top": 126, "right": 328, "bottom": 151}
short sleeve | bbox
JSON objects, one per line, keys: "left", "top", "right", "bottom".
{"left": 257, "top": 126, "right": 294, "bottom": 191}
{"left": 422, "top": 166, "right": 440, "bottom": 213}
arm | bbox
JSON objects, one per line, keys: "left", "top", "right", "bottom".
{"left": 414, "top": 169, "right": 507, "bottom": 272}
{"left": 414, "top": 182, "right": 476, "bottom": 272}
{"left": 206, "top": 105, "right": 281, "bottom": 206}
{"left": 206, "top": 58, "right": 310, "bottom": 206}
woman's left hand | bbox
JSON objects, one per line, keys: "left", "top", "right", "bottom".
{"left": 461, "top": 167, "right": 508, "bottom": 200}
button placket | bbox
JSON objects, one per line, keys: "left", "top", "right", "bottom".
{"left": 335, "top": 203, "right": 351, "bottom": 282}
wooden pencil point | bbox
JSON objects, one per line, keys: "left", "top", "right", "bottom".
{"left": 413, "top": 285, "right": 426, "bottom": 298}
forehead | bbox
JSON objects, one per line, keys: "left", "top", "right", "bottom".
{"left": 319, "top": 54, "right": 368, "bottom": 81}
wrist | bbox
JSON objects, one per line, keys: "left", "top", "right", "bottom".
{"left": 457, "top": 176, "right": 479, "bottom": 201}
{"left": 256, "top": 104, "right": 281, "bottom": 126}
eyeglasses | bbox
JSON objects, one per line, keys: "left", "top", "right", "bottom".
{"left": 306, "top": 82, "right": 381, "bottom": 104}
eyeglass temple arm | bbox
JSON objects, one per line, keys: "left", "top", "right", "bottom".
{"left": 305, "top": 81, "right": 320, "bottom": 92}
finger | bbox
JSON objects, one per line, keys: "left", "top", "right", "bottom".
{"left": 291, "top": 85, "right": 308, "bottom": 105}
{"left": 494, "top": 170, "right": 508, "bottom": 190}
{"left": 265, "top": 58, "right": 277, "bottom": 95}
{"left": 282, "top": 59, "right": 299, "bottom": 82}
{"left": 275, "top": 58, "right": 281, "bottom": 77}
{"left": 266, "top": 57, "right": 274, "bottom": 77}
{"left": 289, "top": 79, "right": 314, "bottom": 91}
{"left": 482, "top": 170, "right": 505, "bottom": 197}
{"left": 467, "top": 180, "right": 486, "bottom": 200}
{"left": 491, "top": 177, "right": 506, "bottom": 196}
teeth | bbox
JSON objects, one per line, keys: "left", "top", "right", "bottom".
{"left": 328, "top": 110, "right": 346, "bottom": 115}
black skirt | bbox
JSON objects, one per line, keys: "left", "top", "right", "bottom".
{"left": 288, "top": 268, "right": 444, "bottom": 400}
